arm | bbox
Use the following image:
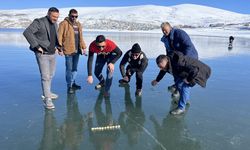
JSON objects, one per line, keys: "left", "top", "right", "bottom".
{"left": 119, "top": 52, "right": 129, "bottom": 77}
{"left": 23, "top": 19, "right": 40, "bottom": 49}
{"left": 87, "top": 51, "right": 94, "bottom": 76}
{"left": 79, "top": 23, "right": 87, "bottom": 50}
{"left": 138, "top": 55, "right": 148, "bottom": 73}
{"left": 178, "top": 30, "right": 197, "bottom": 57}
{"left": 156, "top": 70, "right": 167, "bottom": 82}
{"left": 110, "top": 46, "right": 122, "bottom": 64}
{"left": 57, "top": 22, "right": 64, "bottom": 49}
{"left": 57, "top": 22, "right": 65, "bottom": 54}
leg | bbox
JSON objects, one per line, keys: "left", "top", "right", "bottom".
{"left": 36, "top": 54, "right": 52, "bottom": 98}
{"left": 65, "top": 55, "right": 73, "bottom": 88}
{"left": 176, "top": 81, "right": 191, "bottom": 110}
{"left": 105, "top": 66, "right": 113, "bottom": 92}
{"left": 72, "top": 53, "right": 80, "bottom": 84}
{"left": 136, "top": 71, "right": 143, "bottom": 90}
{"left": 94, "top": 57, "right": 106, "bottom": 85}
{"left": 48, "top": 54, "right": 56, "bottom": 94}
{"left": 119, "top": 66, "right": 134, "bottom": 84}
{"left": 104, "top": 55, "right": 117, "bottom": 93}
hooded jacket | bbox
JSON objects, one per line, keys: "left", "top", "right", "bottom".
{"left": 58, "top": 17, "right": 86, "bottom": 55}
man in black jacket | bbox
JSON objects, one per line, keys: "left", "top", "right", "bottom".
{"left": 119, "top": 43, "right": 148, "bottom": 96}
{"left": 152, "top": 52, "right": 211, "bottom": 115}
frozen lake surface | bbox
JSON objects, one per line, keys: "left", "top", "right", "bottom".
{"left": 0, "top": 30, "right": 250, "bottom": 150}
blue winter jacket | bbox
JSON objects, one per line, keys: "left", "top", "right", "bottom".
{"left": 161, "top": 28, "right": 198, "bottom": 59}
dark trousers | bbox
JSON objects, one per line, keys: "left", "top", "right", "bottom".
{"left": 94, "top": 55, "right": 115, "bottom": 92}
{"left": 125, "top": 65, "right": 147, "bottom": 90}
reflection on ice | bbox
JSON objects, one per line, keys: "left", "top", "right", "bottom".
{"left": 0, "top": 30, "right": 249, "bottom": 59}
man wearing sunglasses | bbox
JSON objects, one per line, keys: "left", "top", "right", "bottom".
{"left": 119, "top": 43, "right": 148, "bottom": 96}
{"left": 87, "top": 35, "right": 122, "bottom": 97}
{"left": 58, "top": 9, "right": 87, "bottom": 94}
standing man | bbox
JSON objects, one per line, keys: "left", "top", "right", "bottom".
{"left": 58, "top": 9, "right": 87, "bottom": 94}
{"left": 152, "top": 52, "right": 211, "bottom": 115}
{"left": 119, "top": 43, "right": 148, "bottom": 96}
{"left": 160, "top": 22, "right": 198, "bottom": 58}
{"left": 23, "top": 7, "right": 60, "bottom": 109}
{"left": 158, "top": 22, "right": 199, "bottom": 98}
{"left": 87, "top": 35, "right": 122, "bottom": 97}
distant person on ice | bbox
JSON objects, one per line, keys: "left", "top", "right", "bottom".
{"left": 58, "top": 9, "right": 87, "bottom": 94}
{"left": 152, "top": 52, "right": 211, "bottom": 115}
{"left": 87, "top": 35, "right": 122, "bottom": 97}
{"left": 119, "top": 43, "right": 148, "bottom": 96}
{"left": 156, "top": 22, "right": 199, "bottom": 100}
{"left": 228, "top": 36, "right": 234, "bottom": 50}
{"left": 23, "top": 7, "right": 60, "bottom": 110}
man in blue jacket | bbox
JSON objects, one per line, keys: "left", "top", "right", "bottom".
{"left": 160, "top": 22, "right": 198, "bottom": 59}
{"left": 152, "top": 22, "right": 199, "bottom": 113}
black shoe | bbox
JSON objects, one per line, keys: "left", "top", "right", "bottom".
{"left": 119, "top": 79, "right": 129, "bottom": 84}
{"left": 95, "top": 82, "right": 105, "bottom": 90}
{"left": 67, "top": 87, "right": 75, "bottom": 94}
{"left": 72, "top": 83, "right": 81, "bottom": 90}
{"left": 135, "top": 89, "right": 142, "bottom": 96}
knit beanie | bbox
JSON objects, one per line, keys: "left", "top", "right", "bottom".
{"left": 131, "top": 43, "right": 141, "bottom": 53}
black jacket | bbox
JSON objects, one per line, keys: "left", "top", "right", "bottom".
{"left": 120, "top": 50, "right": 148, "bottom": 77}
{"left": 156, "top": 52, "right": 211, "bottom": 88}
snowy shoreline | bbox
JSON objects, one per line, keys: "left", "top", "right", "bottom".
{"left": 1, "top": 27, "right": 250, "bottom": 39}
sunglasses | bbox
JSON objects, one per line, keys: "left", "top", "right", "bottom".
{"left": 132, "top": 53, "right": 140, "bottom": 57}
{"left": 97, "top": 45, "right": 105, "bottom": 49}
{"left": 70, "top": 15, "right": 78, "bottom": 18}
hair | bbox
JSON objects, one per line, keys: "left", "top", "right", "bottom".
{"left": 96, "top": 35, "right": 106, "bottom": 43}
{"left": 48, "top": 7, "right": 59, "bottom": 13}
{"left": 156, "top": 54, "right": 168, "bottom": 64}
{"left": 161, "top": 22, "right": 172, "bottom": 29}
{"left": 69, "top": 9, "right": 78, "bottom": 14}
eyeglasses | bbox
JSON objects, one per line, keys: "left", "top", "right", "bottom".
{"left": 97, "top": 45, "right": 105, "bottom": 49}
{"left": 70, "top": 15, "right": 78, "bottom": 18}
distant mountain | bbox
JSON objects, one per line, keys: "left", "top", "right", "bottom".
{"left": 0, "top": 4, "right": 249, "bottom": 31}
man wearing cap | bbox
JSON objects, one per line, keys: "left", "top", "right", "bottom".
{"left": 119, "top": 43, "right": 148, "bottom": 96}
{"left": 87, "top": 35, "right": 122, "bottom": 96}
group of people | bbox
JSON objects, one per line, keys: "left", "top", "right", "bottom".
{"left": 23, "top": 7, "right": 211, "bottom": 115}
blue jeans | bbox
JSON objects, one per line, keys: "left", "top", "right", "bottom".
{"left": 35, "top": 53, "right": 56, "bottom": 98}
{"left": 175, "top": 79, "right": 191, "bottom": 110}
{"left": 94, "top": 55, "right": 115, "bottom": 92}
{"left": 65, "top": 53, "right": 80, "bottom": 88}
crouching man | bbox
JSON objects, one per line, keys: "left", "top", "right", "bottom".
{"left": 151, "top": 52, "right": 211, "bottom": 115}
{"left": 119, "top": 43, "right": 148, "bottom": 96}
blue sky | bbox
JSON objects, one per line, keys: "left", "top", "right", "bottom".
{"left": 1, "top": 0, "right": 250, "bottom": 14}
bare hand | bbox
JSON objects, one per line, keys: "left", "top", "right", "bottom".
{"left": 56, "top": 48, "right": 64, "bottom": 56}
{"left": 151, "top": 80, "right": 158, "bottom": 86}
{"left": 123, "top": 76, "right": 129, "bottom": 82}
{"left": 81, "top": 49, "right": 87, "bottom": 56}
{"left": 37, "top": 47, "right": 44, "bottom": 54}
{"left": 183, "top": 78, "right": 190, "bottom": 84}
{"left": 58, "top": 51, "right": 64, "bottom": 56}
{"left": 87, "top": 76, "right": 93, "bottom": 84}
{"left": 108, "top": 63, "right": 114, "bottom": 73}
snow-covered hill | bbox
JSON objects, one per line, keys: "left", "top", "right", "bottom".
{"left": 0, "top": 4, "right": 249, "bottom": 31}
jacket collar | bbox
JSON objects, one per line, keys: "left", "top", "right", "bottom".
{"left": 64, "top": 17, "right": 80, "bottom": 26}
